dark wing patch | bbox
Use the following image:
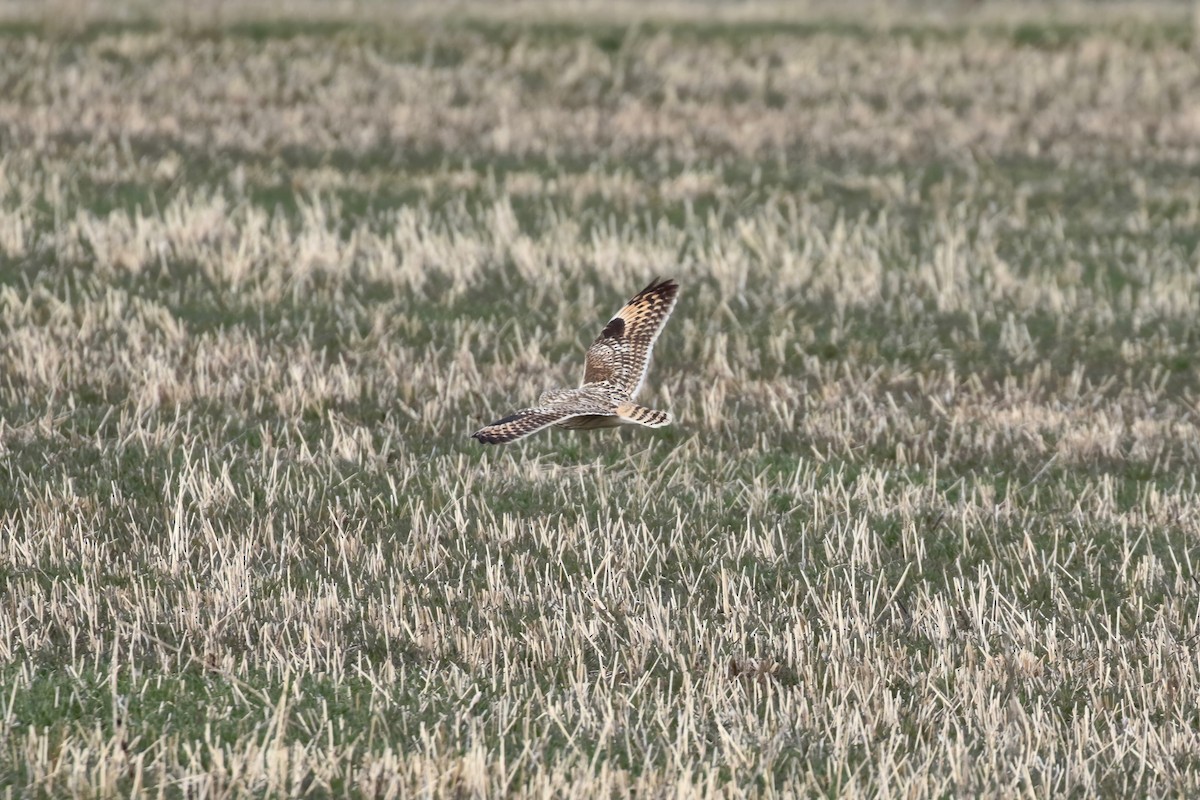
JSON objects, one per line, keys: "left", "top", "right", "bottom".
{"left": 600, "top": 317, "right": 625, "bottom": 339}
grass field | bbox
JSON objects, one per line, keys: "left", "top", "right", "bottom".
{"left": 2, "top": 1, "right": 1200, "bottom": 796}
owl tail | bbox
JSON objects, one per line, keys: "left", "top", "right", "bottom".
{"left": 615, "top": 403, "right": 672, "bottom": 428}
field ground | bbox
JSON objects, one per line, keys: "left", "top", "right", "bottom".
{"left": 2, "top": 1, "right": 1200, "bottom": 796}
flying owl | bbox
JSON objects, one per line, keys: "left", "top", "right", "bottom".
{"left": 472, "top": 278, "right": 680, "bottom": 444}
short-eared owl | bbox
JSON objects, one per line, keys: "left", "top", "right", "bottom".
{"left": 472, "top": 278, "right": 679, "bottom": 445}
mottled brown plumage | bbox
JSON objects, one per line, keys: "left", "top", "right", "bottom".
{"left": 472, "top": 278, "right": 679, "bottom": 445}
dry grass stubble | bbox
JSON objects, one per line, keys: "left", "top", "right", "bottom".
{"left": 1, "top": 8, "right": 1200, "bottom": 797}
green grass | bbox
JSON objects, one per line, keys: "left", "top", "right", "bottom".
{"left": 1, "top": 3, "right": 1200, "bottom": 797}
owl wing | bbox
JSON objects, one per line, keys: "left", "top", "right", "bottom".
{"left": 471, "top": 407, "right": 575, "bottom": 444}
{"left": 581, "top": 277, "right": 679, "bottom": 398}
{"left": 472, "top": 402, "right": 611, "bottom": 445}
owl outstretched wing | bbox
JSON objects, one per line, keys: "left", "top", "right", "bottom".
{"left": 581, "top": 277, "right": 679, "bottom": 398}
